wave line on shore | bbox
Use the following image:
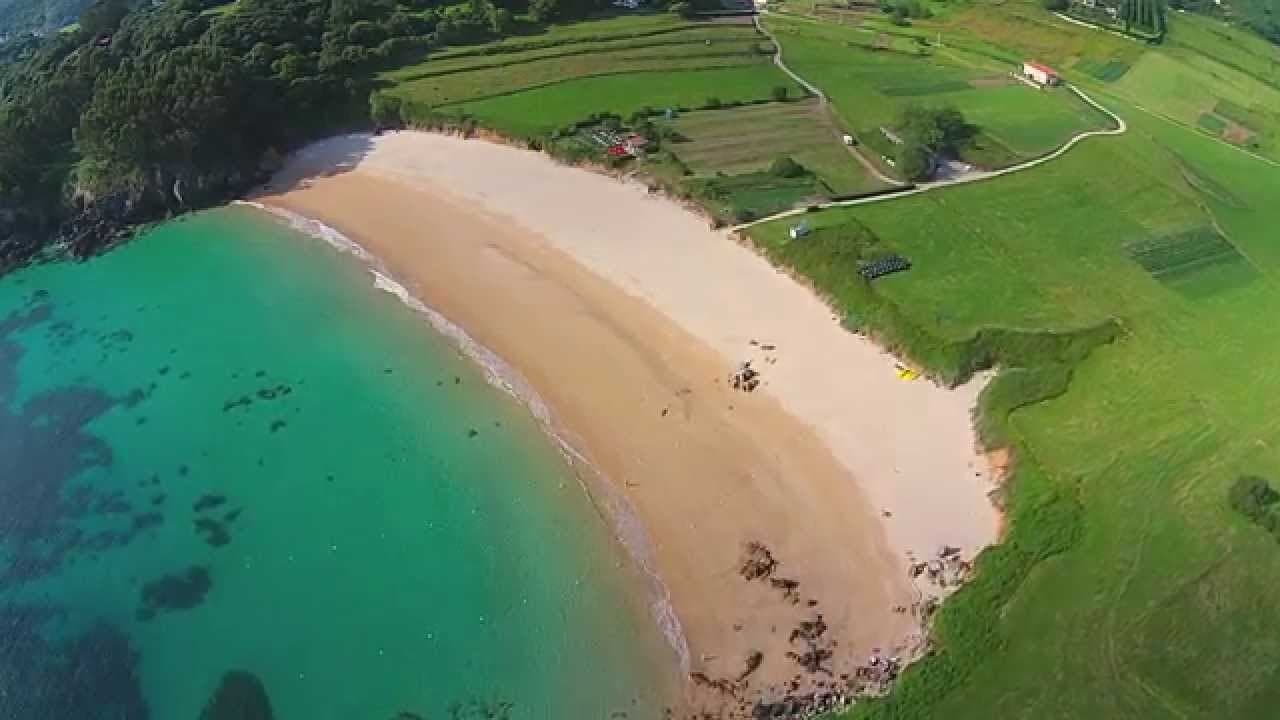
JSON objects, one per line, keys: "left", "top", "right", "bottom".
{"left": 234, "top": 199, "right": 692, "bottom": 673}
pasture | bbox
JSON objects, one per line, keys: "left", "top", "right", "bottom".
{"left": 761, "top": 14, "right": 1115, "bottom": 168}
{"left": 442, "top": 67, "right": 801, "bottom": 137}
{"left": 667, "top": 100, "right": 884, "bottom": 194}
{"left": 1107, "top": 26, "right": 1280, "bottom": 160}
{"left": 747, "top": 83, "right": 1280, "bottom": 719}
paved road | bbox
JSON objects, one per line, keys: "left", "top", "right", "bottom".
{"left": 735, "top": 19, "right": 1130, "bottom": 231}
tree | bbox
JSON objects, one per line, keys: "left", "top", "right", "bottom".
{"left": 892, "top": 104, "right": 975, "bottom": 181}
{"left": 329, "top": 0, "right": 395, "bottom": 26}
{"left": 771, "top": 85, "right": 789, "bottom": 102}
{"left": 347, "top": 20, "right": 387, "bottom": 46}
{"left": 370, "top": 91, "right": 404, "bottom": 126}
{"left": 486, "top": 6, "right": 514, "bottom": 34}
{"left": 79, "top": 0, "right": 130, "bottom": 36}
{"left": 529, "top": 0, "right": 560, "bottom": 21}
{"left": 896, "top": 142, "right": 932, "bottom": 181}
{"left": 1042, "top": 0, "right": 1069, "bottom": 10}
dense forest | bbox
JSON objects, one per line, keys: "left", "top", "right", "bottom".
{"left": 0, "top": 0, "right": 616, "bottom": 269}
{"left": 0, "top": 0, "right": 93, "bottom": 38}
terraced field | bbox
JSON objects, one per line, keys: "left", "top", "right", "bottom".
{"left": 380, "top": 16, "right": 799, "bottom": 134}
{"left": 669, "top": 100, "right": 882, "bottom": 194}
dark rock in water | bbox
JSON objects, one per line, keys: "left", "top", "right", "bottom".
{"left": 467, "top": 428, "right": 479, "bottom": 438}
{"left": 391, "top": 713, "right": 423, "bottom": 720}
{"left": 255, "top": 384, "right": 290, "bottom": 401}
{"left": 178, "top": 464, "right": 190, "bottom": 477}
{"left": 223, "top": 395, "right": 253, "bottom": 412}
{"left": 199, "top": 670, "right": 275, "bottom": 720}
{"left": 269, "top": 419, "right": 287, "bottom": 433}
{"left": 151, "top": 493, "right": 167, "bottom": 506}
{"left": 131, "top": 512, "right": 163, "bottom": 532}
{"left": 121, "top": 387, "right": 149, "bottom": 408}
{"left": 223, "top": 507, "right": 243, "bottom": 524}
{"left": 193, "top": 494, "right": 228, "bottom": 513}
{"left": 136, "top": 565, "right": 212, "bottom": 621}
{"left": 94, "top": 490, "right": 132, "bottom": 515}
{"left": 0, "top": 605, "right": 148, "bottom": 719}
{"left": 195, "top": 517, "right": 231, "bottom": 547}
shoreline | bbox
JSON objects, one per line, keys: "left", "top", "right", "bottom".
{"left": 250, "top": 131, "right": 999, "bottom": 715}
{"left": 237, "top": 198, "right": 694, "bottom": 674}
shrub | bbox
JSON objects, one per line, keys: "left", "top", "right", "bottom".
{"left": 769, "top": 156, "right": 806, "bottom": 178}
{"left": 1229, "top": 476, "right": 1280, "bottom": 523}
{"left": 369, "top": 91, "right": 404, "bottom": 127}
{"left": 771, "top": 85, "right": 789, "bottom": 102}
{"left": 704, "top": 96, "right": 722, "bottom": 109}
{"left": 1043, "top": 0, "right": 1069, "bottom": 9}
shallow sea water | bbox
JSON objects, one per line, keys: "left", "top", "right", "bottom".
{"left": 0, "top": 206, "right": 674, "bottom": 719}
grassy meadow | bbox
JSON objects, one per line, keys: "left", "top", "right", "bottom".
{"left": 762, "top": 13, "right": 1116, "bottom": 169}
{"left": 887, "top": 1, "right": 1280, "bottom": 161}
{"left": 745, "top": 5, "right": 1280, "bottom": 718}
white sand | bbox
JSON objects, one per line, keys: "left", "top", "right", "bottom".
{"left": 259, "top": 131, "right": 1001, "bottom": 712}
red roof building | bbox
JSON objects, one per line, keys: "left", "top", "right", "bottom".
{"left": 1021, "top": 61, "right": 1061, "bottom": 86}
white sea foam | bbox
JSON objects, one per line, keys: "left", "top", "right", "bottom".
{"left": 235, "top": 199, "right": 691, "bottom": 671}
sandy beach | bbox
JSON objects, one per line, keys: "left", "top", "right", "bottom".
{"left": 253, "top": 132, "right": 998, "bottom": 715}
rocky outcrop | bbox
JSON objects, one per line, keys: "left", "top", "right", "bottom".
{"left": 199, "top": 670, "right": 275, "bottom": 720}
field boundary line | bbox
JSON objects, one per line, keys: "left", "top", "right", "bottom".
{"left": 754, "top": 13, "right": 905, "bottom": 188}
{"left": 731, "top": 83, "right": 1129, "bottom": 230}
{"left": 430, "top": 62, "right": 770, "bottom": 111}
{"left": 1125, "top": 98, "right": 1280, "bottom": 170}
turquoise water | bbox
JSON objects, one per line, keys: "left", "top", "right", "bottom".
{"left": 0, "top": 206, "right": 674, "bottom": 719}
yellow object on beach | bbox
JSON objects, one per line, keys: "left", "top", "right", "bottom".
{"left": 895, "top": 364, "right": 920, "bottom": 381}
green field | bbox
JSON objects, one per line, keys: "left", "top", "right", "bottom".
{"left": 929, "top": 3, "right": 1280, "bottom": 161}
{"left": 762, "top": 14, "right": 1115, "bottom": 169}
{"left": 442, "top": 66, "right": 802, "bottom": 137}
{"left": 741, "top": 8, "right": 1280, "bottom": 716}
{"left": 668, "top": 100, "right": 884, "bottom": 195}
{"left": 380, "top": 16, "right": 794, "bottom": 128}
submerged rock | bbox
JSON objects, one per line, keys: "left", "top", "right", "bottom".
{"left": 199, "top": 670, "right": 275, "bottom": 720}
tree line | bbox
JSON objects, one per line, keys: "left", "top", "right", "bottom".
{"left": 0, "top": 0, "right": 616, "bottom": 269}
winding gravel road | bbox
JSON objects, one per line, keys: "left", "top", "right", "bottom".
{"left": 737, "top": 14, "right": 1128, "bottom": 230}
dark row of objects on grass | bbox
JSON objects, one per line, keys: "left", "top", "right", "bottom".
{"left": 858, "top": 254, "right": 912, "bottom": 280}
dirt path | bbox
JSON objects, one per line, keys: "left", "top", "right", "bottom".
{"left": 732, "top": 76, "right": 1129, "bottom": 230}
{"left": 754, "top": 14, "right": 904, "bottom": 188}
